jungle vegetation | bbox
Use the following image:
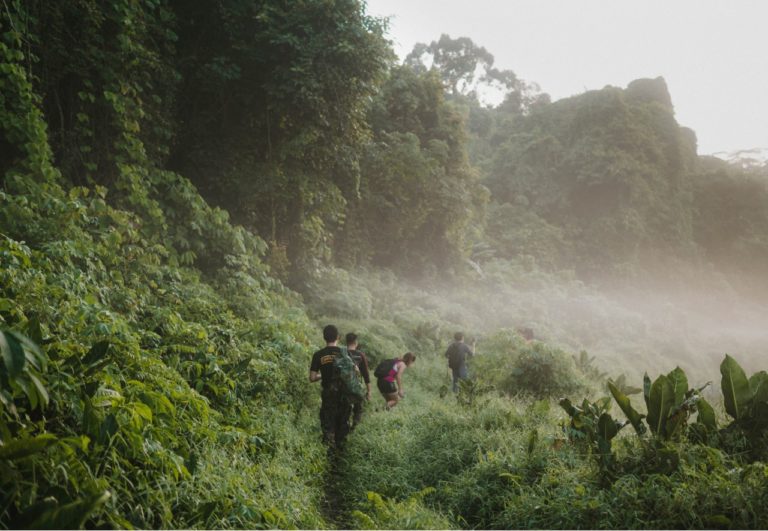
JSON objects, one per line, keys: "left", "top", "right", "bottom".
{"left": 2, "top": 0, "right": 768, "bottom": 528}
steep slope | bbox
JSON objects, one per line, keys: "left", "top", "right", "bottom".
{"left": 1, "top": 13, "right": 329, "bottom": 529}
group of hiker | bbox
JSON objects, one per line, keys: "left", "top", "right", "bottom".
{"left": 309, "top": 324, "right": 475, "bottom": 449}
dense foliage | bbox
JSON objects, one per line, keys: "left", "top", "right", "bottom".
{"left": 339, "top": 348, "right": 768, "bottom": 530}
{"left": 338, "top": 64, "right": 485, "bottom": 275}
{"left": 1, "top": 3, "right": 327, "bottom": 527}
{"left": 2, "top": 0, "right": 768, "bottom": 528}
{"left": 11, "top": 0, "right": 767, "bottom": 286}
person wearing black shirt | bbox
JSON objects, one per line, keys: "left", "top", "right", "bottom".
{"left": 309, "top": 324, "right": 351, "bottom": 448}
{"left": 445, "top": 332, "right": 474, "bottom": 393}
{"left": 345, "top": 332, "right": 371, "bottom": 429}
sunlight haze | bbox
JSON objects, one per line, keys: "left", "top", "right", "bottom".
{"left": 367, "top": 0, "right": 768, "bottom": 156}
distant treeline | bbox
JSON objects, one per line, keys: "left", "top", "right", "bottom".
{"left": 4, "top": 0, "right": 767, "bottom": 290}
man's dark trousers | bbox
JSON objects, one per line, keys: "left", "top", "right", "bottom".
{"left": 452, "top": 364, "right": 468, "bottom": 393}
{"left": 320, "top": 385, "right": 351, "bottom": 447}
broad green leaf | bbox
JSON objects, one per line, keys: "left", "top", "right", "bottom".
{"left": 82, "top": 340, "right": 110, "bottom": 367}
{"left": 608, "top": 380, "right": 647, "bottom": 436}
{"left": 132, "top": 401, "right": 153, "bottom": 422}
{"left": 25, "top": 317, "right": 44, "bottom": 345}
{"left": 29, "top": 373, "right": 49, "bottom": 409}
{"left": 82, "top": 398, "right": 100, "bottom": 436}
{"left": 720, "top": 355, "right": 752, "bottom": 420}
{"left": 0, "top": 389, "right": 12, "bottom": 409}
{"left": 646, "top": 374, "right": 674, "bottom": 436}
{"left": 643, "top": 372, "right": 651, "bottom": 410}
{"left": 597, "top": 413, "right": 619, "bottom": 441}
{"left": 0, "top": 433, "right": 57, "bottom": 460}
{"left": 559, "top": 398, "right": 577, "bottom": 417}
{"left": 92, "top": 387, "right": 123, "bottom": 407}
{"left": 749, "top": 371, "right": 768, "bottom": 404}
{"left": 0, "top": 330, "right": 26, "bottom": 377}
{"left": 667, "top": 367, "right": 688, "bottom": 407}
{"left": 13, "top": 376, "right": 36, "bottom": 409}
{"left": 696, "top": 398, "right": 717, "bottom": 430}
{"left": 139, "top": 391, "right": 175, "bottom": 417}
{"left": 11, "top": 330, "right": 44, "bottom": 367}
{"left": 60, "top": 435, "right": 91, "bottom": 453}
{"left": 167, "top": 451, "right": 190, "bottom": 479}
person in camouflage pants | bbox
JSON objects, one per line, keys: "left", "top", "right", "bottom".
{"left": 345, "top": 332, "right": 371, "bottom": 430}
{"left": 319, "top": 383, "right": 352, "bottom": 446}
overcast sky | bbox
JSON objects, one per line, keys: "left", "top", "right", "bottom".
{"left": 366, "top": 0, "right": 767, "bottom": 156}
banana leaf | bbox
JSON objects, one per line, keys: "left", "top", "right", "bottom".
{"left": 608, "top": 380, "right": 647, "bottom": 435}
{"left": 720, "top": 355, "right": 752, "bottom": 420}
{"left": 667, "top": 367, "right": 688, "bottom": 407}
{"left": 696, "top": 397, "right": 717, "bottom": 431}
{"left": 646, "top": 374, "right": 674, "bottom": 436}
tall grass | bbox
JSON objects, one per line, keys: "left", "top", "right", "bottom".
{"left": 326, "top": 328, "right": 768, "bottom": 529}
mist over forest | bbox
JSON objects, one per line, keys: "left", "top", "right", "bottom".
{"left": 2, "top": 1, "right": 768, "bottom": 529}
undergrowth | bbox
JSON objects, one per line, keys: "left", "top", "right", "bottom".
{"left": 0, "top": 25, "right": 329, "bottom": 527}
{"left": 330, "top": 349, "right": 768, "bottom": 529}
{"left": 3, "top": 8, "right": 768, "bottom": 527}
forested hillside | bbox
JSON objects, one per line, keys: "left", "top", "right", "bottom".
{"left": 2, "top": 1, "right": 768, "bottom": 528}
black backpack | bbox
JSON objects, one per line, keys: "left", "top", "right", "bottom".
{"left": 374, "top": 358, "right": 398, "bottom": 379}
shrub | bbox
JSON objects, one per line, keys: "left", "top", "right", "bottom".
{"left": 474, "top": 334, "right": 588, "bottom": 399}
{"left": 302, "top": 267, "right": 374, "bottom": 319}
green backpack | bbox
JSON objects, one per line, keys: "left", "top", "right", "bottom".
{"left": 334, "top": 346, "right": 366, "bottom": 403}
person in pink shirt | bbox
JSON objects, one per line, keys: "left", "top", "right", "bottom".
{"left": 374, "top": 352, "right": 416, "bottom": 409}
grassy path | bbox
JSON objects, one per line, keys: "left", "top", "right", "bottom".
{"left": 319, "top": 453, "right": 347, "bottom": 529}
{"left": 325, "top": 352, "right": 560, "bottom": 529}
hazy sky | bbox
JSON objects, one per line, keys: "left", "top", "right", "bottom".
{"left": 366, "top": 0, "right": 767, "bottom": 156}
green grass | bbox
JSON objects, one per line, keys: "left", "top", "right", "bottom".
{"left": 326, "top": 340, "right": 768, "bottom": 529}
